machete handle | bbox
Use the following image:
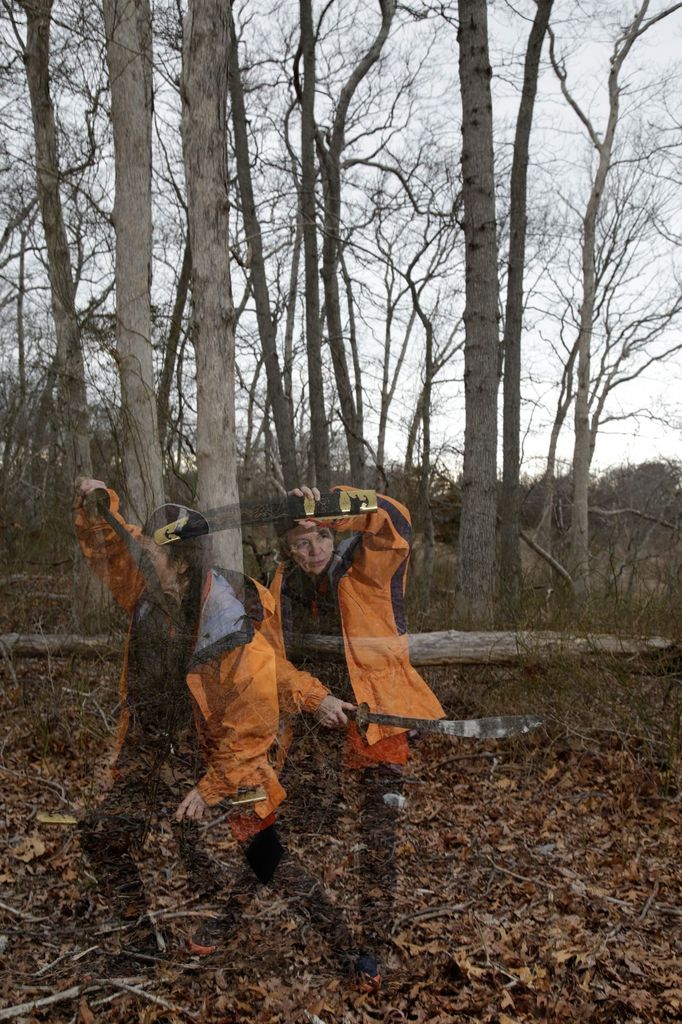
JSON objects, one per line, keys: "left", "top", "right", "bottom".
{"left": 82, "top": 487, "right": 111, "bottom": 520}
{"left": 354, "top": 702, "right": 371, "bottom": 741}
{"left": 230, "top": 786, "right": 267, "bottom": 806}
{"left": 289, "top": 489, "right": 379, "bottom": 520}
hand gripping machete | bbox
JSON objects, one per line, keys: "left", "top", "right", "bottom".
{"left": 353, "top": 703, "right": 543, "bottom": 741}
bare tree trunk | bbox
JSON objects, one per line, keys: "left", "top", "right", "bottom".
{"left": 16, "top": 224, "right": 27, "bottom": 402}
{"left": 404, "top": 390, "right": 423, "bottom": 479}
{"left": 500, "top": 0, "right": 554, "bottom": 615}
{"left": 181, "top": 0, "right": 241, "bottom": 569}
{"left": 298, "top": 0, "right": 330, "bottom": 488}
{"left": 535, "top": 336, "right": 578, "bottom": 553}
{"left": 417, "top": 317, "right": 434, "bottom": 613}
{"left": 378, "top": 296, "right": 414, "bottom": 476}
{"left": 157, "top": 239, "right": 191, "bottom": 450}
{"left": 21, "top": 0, "right": 107, "bottom": 633}
{"left": 339, "top": 249, "right": 365, "bottom": 472}
{"left": 103, "top": 0, "right": 164, "bottom": 524}
{"left": 404, "top": 254, "right": 437, "bottom": 609}
{"left": 228, "top": 9, "right": 298, "bottom": 489}
{"left": 283, "top": 208, "right": 302, "bottom": 411}
{"left": 455, "top": 0, "right": 500, "bottom": 627}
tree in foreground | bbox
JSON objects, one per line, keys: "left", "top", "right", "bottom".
{"left": 103, "top": 0, "right": 164, "bottom": 522}
{"left": 180, "top": 0, "right": 241, "bottom": 569}
{"left": 455, "top": 0, "right": 500, "bottom": 627}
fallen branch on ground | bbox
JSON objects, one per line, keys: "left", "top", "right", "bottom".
{"left": 0, "top": 634, "right": 120, "bottom": 658}
{"left": 0, "top": 985, "right": 86, "bottom": 1021}
{"left": 0, "top": 629, "right": 673, "bottom": 665}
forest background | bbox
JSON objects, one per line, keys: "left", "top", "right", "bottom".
{"left": 0, "top": 3, "right": 681, "bottom": 1022}
{"left": 1, "top": 0, "right": 681, "bottom": 633}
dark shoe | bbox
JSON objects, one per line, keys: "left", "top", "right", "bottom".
{"left": 354, "top": 952, "right": 382, "bottom": 992}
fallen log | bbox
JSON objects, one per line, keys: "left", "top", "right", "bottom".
{"left": 0, "top": 634, "right": 119, "bottom": 658}
{"left": 0, "top": 630, "right": 673, "bottom": 666}
{"left": 288, "top": 630, "right": 674, "bottom": 665}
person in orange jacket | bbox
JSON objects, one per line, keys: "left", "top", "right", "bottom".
{"left": 75, "top": 479, "right": 351, "bottom": 964}
{"left": 266, "top": 484, "right": 445, "bottom": 989}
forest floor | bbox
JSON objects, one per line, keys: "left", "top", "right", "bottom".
{"left": 0, "top": 571, "right": 680, "bottom": 1023}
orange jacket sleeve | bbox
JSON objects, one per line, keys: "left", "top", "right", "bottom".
{"left": 74, "top": 488, "right": 145, "bottom": 614}
{"left": 326, "top": 487, "right": 413, "bottom": 587}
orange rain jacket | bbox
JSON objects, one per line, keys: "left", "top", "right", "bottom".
{"left": 75, "top": 490, "right": 328, "bottom": 822}
{"left": 267, "top": 487, "right": 445, "bottom": 754}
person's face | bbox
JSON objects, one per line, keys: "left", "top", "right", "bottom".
{"left": 286, "top": 523, "right": 334, "bottom": 576}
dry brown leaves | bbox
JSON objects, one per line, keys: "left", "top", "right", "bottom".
{"left": 0, "top": 583, "right": 680, "bottom": 1022}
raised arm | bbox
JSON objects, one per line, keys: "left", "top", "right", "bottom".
{"left": 74, "top": 480, "right": 146, "bottom": 613}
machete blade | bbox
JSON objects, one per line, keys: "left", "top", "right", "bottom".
{"left": 354, "top": 703, "right": 543, "bottom": 741}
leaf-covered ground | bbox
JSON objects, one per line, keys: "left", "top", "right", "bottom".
{"left": 1, "top": 575, "right": 680, "bottom": 1022}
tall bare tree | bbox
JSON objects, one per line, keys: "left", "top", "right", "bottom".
{"left": 549, "top": 0, "right": 682, "bottom": 595}
{"left": 181, "top": 0, "right": 241, "bottom": 568}
{"left": 455, "top": 0, "right": 500, "bottom": 626}
{"left": 19, "top": 0, "right": 106, "bottom": 631}
{"left": 103, "top": 0, "right": 164, "bottom": 522}
{"left": 500, "top": 0, "right": 554, "bottom": 614}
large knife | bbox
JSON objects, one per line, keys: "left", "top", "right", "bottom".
{"left": 353, "top": 702, "right": 543, "bottom": 740}
{"left": 153, "top": 488, "right": 378, "bottom": 546}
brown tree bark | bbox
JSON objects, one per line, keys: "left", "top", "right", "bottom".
{"left": 500, "top": 0, "right": 554, "bottom": 616}
{"left": 181, "top": 0, "right": 241, "bottom": 569}
{"left": 455, "top": 0, "right": 500, "bottom": 627}
{"left": 103, "top": 0, "right": 164, "bottom": 523}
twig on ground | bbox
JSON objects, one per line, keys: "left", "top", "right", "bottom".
{"left": 0, "top": 984, "right": 85, "bottom": 1020}
{"left": 639, "top": 884, "right": 659, "bottom": 920}
{"left": 35, "top": 948, "right": 91, "bottom": 976}
{"left": 655, "top": 902, "right": 682, "bottom": 917}
{"left": 0, "top": 899, "right": 47, "bottom": 923}
{"left": 485, "top": 855, "right": 554, "bottom": 890}
{"left": 0, "top": 764, "right": 70, "bottom": 805}
{"left": 70, "top": 945, "right": 100, "bottom": 963}
{"left": 149, "top": 909, "right": 218, "bottom": 921}
{"left": 101, "top": 979, "right": 199, "bottom": 1020}
{"left": 392, "top": 900, "right": 473, "bottom": 931}
{"left": 95, "top": 919, "right": 141, "bottom": 936}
